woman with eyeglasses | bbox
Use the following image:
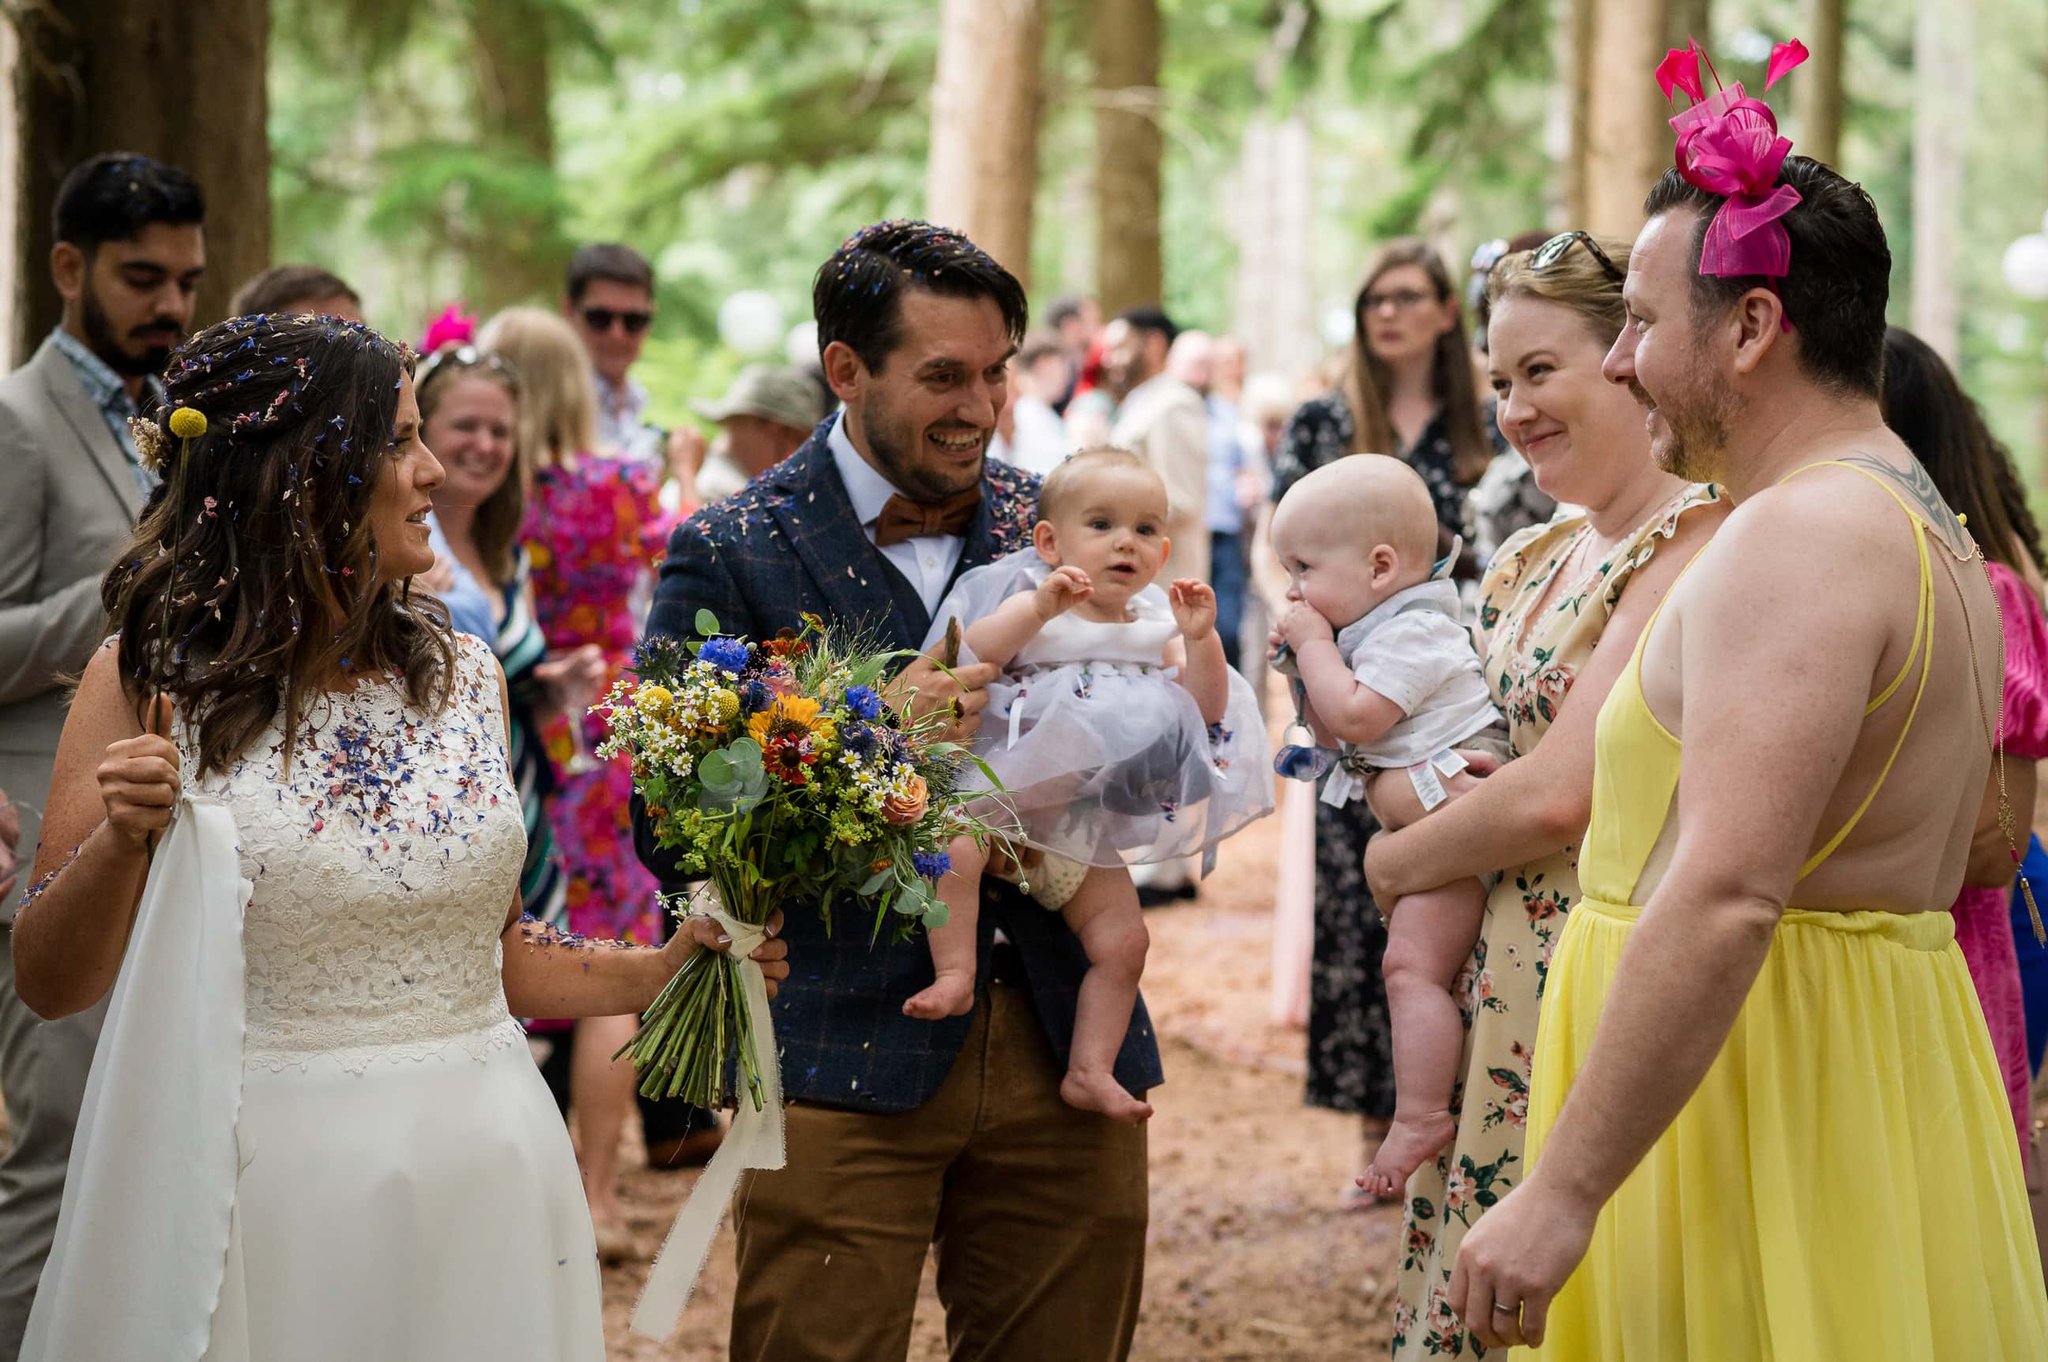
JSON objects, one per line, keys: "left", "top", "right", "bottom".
{"left": 1272, "top": 238, "right": 1497, "bottom": 1207}
{"left": 1361, "top": 233, "right": 1725, "bottom": 1359}
{"left": 477, "top": 307, "right": 687, "bottom": 1261}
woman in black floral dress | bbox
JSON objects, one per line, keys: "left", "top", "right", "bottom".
{"left": 1271, "top": 238, "right": 1493, "bottom": 1204}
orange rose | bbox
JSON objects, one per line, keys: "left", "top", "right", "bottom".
{"left": 882, "top": 774, "right": 929, "bottom": 825}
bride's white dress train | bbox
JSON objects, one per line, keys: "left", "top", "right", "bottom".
{"left": 24, "top": 636, "right": 603, "bottom": 1361}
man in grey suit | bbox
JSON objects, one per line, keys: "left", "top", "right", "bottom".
{"left": 0, "top": 152, "right": 204, "bottom": 1357}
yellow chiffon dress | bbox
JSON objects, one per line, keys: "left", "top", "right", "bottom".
{"left": 1523, "top": 466, "right": 2048, "bottom": 1360}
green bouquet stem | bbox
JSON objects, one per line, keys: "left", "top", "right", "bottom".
{"left": 617, "top": 867, "right": 782, "bottom": 1111}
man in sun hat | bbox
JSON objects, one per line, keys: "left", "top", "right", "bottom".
{"left": 688, "top": 362, "right": 828, "bottom": 504}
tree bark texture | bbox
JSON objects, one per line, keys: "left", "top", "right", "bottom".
{"left": 9, "top": 0, "right": 270, "bottom": 361}
{"left": 1089, "top": 0, "right": 1162, "bottom": 316}
{"left": 469, "top": 0, "right": 566, "bottom": 313}
{"left": 1794, "top": 0, "right": 1845, "bottom": 169}
{"left": 926, "top": 0, "right": 1046, "bottom": 290}
{"left": 1573, "top": 0, "right": 1712, "bottom": 237}
{"left": 1910, "top": 0, "right": 1972, "bottom": 363}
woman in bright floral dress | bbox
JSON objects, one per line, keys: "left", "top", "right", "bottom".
{"left": 1362, "top": 236, "right": 1725, "bottom": 1357}
{"left": 480, "top": 307, "right": 682, "bottom": 1259}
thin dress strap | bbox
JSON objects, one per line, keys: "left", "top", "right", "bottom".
{"left": 1782, "top": 460, "right": 1937, "bottom": 879}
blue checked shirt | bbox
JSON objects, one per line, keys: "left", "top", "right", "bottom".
{"left": 49, "top": 327, "right": 162, "bottom": 500}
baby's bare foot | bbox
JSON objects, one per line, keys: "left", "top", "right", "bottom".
{"left": 1356, "top": 1110, "right": 1456, "bottom": 1199}
{"left": 903, "top": 971, "right": 976, "bottom": 1020}
{"left": 1060, "top": 1068, "right": 1154, "bottom": 1124}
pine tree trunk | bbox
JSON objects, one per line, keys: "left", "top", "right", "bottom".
{"left": 927, "top": 0, "right": 1046, "bottom": 289}
{"left": 469, "top": 0, "right": 566, "bottom": 313}
{"left": 1090, "top": 0, "right": 1162, "bottom": 316}
{"left": 1561, "top": 0, "right": 1596, "bottom": 225}
{"left": 1796, "top": 0, "right": 1845, "bottom": 168}
{"left": 9, "top": 0, "right": 270, "bottom": 361}
{"left": 1911, "top": 0, "right": 1972, "bottom": 363}
{"left": 1572, "top": 0, "right": 1712, "bottom": 237}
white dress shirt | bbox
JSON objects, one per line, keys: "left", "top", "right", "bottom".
{"left": 827, "top": 413, "right": 967, "bottom": 616}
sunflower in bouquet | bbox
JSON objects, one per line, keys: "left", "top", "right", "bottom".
{"left": 595, "top": 610, "right": 1007, "bottom": 1111}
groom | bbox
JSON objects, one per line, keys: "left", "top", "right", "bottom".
{"left": 637, "top": 220, "right": 1159, "bottom": 1361}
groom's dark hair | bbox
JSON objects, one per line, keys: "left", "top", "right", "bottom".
{"left": 813, "top": 220, "right": 1028, "bottom": 374}
{"left": 1644, "top": 156, "right": 1890, "bottom": 398}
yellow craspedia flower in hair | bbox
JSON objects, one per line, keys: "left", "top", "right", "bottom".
{"left": 167, "top": 407, "right": 208, "bottom": 440}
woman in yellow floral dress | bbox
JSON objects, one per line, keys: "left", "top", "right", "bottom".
{"left": 1364, "top": 234, "right": 1725, "bottom": 1358}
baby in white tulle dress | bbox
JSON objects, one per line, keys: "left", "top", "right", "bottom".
{"left": 906, "top": 447, "right": 1270, "bottom": 1122}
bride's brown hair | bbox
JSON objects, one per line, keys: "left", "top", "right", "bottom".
{"left": 103, "top": 313, "right": 456, "bottom": 778}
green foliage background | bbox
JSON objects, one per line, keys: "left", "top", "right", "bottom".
{"left": 270, "top": 0, "right": 2048, "bottom": 463}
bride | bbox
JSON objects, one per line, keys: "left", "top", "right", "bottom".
{"left": 10, "top": 312, "right": 788, "bottom": 1361}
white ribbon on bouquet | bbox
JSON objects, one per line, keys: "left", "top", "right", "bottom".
{"left": 629, "top": 885, "right": 786, "bottom": 1338}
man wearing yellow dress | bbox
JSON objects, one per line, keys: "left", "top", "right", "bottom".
{"left": 1448, "top": 127, "right": 2048, "bottom": 1362}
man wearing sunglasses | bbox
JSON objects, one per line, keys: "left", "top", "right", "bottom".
{"left": 563, "top": 241, "right": 662, "bottom": 464}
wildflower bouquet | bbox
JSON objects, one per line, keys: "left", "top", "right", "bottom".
{"left": 597, "top": 609, "right": 1004, "bottom": 1112}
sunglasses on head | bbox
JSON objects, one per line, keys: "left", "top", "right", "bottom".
{"left": 415, "top": 345, "right": 519, "bottom": 397}
{"left": 580, "top": 307, "right": 652, "bottom": 335}
{"left": 1530, "top": 230, "right": 1624, "bottom": 283}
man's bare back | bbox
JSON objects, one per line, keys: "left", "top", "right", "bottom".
{"left": 1630, "top": 431, "right": 2000, "bottom": 917}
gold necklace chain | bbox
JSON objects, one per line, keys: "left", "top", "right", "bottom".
{"left": 1936, "top": 528, "right": 2045, "bottom": 944}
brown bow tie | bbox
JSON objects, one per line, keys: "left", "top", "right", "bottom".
{"left": 872, "top": 487, "right": 981, "bottom": 547}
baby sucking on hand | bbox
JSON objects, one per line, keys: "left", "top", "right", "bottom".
{"left": 1269, "top": 455, "right": 1511, "bottom": 1195}
{"left": 905, "top": 447, "right": 1238, "bottom": 1125}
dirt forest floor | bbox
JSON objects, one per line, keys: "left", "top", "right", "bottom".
{"left": 598, "top": 796, "right": 1403, "bottom": 1361}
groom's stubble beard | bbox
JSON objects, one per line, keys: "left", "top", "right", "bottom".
{"left": 857, "top": 382, "right": 985, "bottom": 502}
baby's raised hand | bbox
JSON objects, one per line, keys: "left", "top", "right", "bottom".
{"left": 1276, "top": 600, "right": 1335, "bottom": 649}
{"left": 1034, "top": 565, "right": 1094, "bottom": 619}
{"left": 1168, "top": 579, "right": 1217, "bottom": 640}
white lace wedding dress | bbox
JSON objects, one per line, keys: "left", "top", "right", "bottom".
{"left": 26, "top": 634, "right": 604, "bottom": 1361}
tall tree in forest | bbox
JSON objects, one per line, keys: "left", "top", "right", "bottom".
{"left": 1795, "top": 0, "right": 1846, "bottom": 168}
{"left": 7, "top": 0, "right": 269, "bottom": 362}
{"left": 1090, "top": 0, "right": 1162, "bottom": 314}
{"left": 467, "top": 0, "right": 570, "bottom": 312}
{"left": 1573, "top": 0, "right": 1711, "bottom": 235}
{"left": 926, "top": 0, "right": 1046, "bottom": 289}
{"left": 275, "top": 0, "right": 582, "bottom": 317}
{"left": 1911, "top": 0, "right": 1972, "bottom": 361}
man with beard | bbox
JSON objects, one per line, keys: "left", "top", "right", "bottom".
{"left": 1448, "top": 155, "right": 2048, "bottom": 1356}
{"left": 639, "top": 220, "right": 1158, "bottom": 1361}
{"left": 0, "top": 151, "right": 203, "bottom": 1357}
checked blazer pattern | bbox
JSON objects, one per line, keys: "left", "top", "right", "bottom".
{"left": 636, "top": 420, "right": 1164, "bottom": 1113}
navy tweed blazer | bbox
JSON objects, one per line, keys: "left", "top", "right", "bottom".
{"left": 636, "top": 421, "right": 1165, "bottom": 1113}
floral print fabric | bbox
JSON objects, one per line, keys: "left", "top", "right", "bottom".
{"left": 1391, "top": 483, "right": 1719, "bottom": 1358}
{"left": 523, "top": 454, "right": 679, "bottom": 945}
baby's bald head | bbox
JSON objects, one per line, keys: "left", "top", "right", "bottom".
{"left": 1275, "top": 455, "right": 1437, "bottom": 564}
{"left": 1270, "top": 455, "right": 1442, "bottom": 626}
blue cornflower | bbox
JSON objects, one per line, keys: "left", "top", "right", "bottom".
{"left": 700, "top": 636, "right": 751, "bottom": 673}
{"left": 841, "top": 723, "right": 878, "bottom": 757}
{"left": 913, "top": 850, "right": 952, "bottom": 880}
{"left": 844, "top": 685, "right": 883, "bottom": 720}
{"left": 739, "top": 678, "right": 776, "bottom": 715}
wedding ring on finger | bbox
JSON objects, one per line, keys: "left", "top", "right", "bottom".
{"left": 1492, "top": 1302, "right": 1519, "bottom": 1313}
